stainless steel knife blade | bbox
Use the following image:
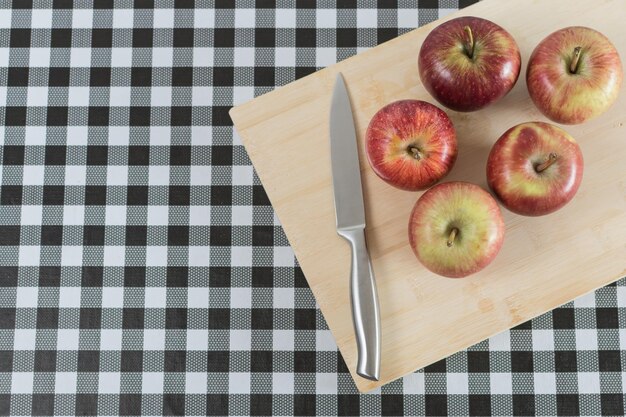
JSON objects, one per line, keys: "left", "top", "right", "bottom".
{"left": 330, "top": 73, "right": 366, "bottom": 231}
{"left": 329, "top": 72, "right": 381, "bottom": 381}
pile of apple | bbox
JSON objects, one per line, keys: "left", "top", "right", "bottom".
{"left": 365, "top": 17, "right": 622, "bottom": 278}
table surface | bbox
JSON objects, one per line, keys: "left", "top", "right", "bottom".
{"left": 0, "top": 1, "right": 625, "bottom": 417}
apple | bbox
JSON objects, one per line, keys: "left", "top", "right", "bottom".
{"left": 487, "top": 122, "right": 584, "bottom": 216}
{"left": 365, "top": 100, "right": 457, "bottom": 191}
{"left": 418, "top": 16, "right": 521, "bottom": 112}
{"left": 408, "top": 181, "right": 505, "bottom": 278}
{"left": 527, "top": 26, "right": 623, "bottom": 124}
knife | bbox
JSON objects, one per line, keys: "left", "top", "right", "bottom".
{"left": 329, "top": 72, "right": 381, "bottom": 381}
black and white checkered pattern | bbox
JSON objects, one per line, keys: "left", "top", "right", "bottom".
{"left": 0, "top": 1, "right": 625, "bottom": 416}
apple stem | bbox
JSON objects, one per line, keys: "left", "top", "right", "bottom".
{"left": 535, "top": 152, "right": 558, "bottom": 173}
{"left": 447, "top": 227, "right": 459, "bottom": 247}
{"left": 464, "top": 26, "right": 474, "bottom": 59}
{"left": 409, "top": 146, "right": 422, "bottom": 160}
{"left": 570, "top": 46, "right": 582, "bottom": 74}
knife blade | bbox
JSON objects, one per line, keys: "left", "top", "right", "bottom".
{"left": 329, "top": 72, "right": 381, "bottom": 381}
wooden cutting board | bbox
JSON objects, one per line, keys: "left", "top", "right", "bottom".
{"left": 229, "top": 0, "right": 626, "bottom": 392}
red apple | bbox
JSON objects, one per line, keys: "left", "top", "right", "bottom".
{"left": 408, "top": 181, "right": 505, "bottom": 278}
{"left": 487, "top": 122, "right": 584, "bottom": 216}
{"left": 527, "top": 26, "right": 623, "bottom": 124}
{"left": 418, "top": 16, "right": 521, "bottom": 112}
{"left": 365, "top": 100, "right": 457, "bottom": 191}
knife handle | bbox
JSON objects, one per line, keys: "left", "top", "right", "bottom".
{"left": 338, "top": 227, "right": 381, "bottom": 381}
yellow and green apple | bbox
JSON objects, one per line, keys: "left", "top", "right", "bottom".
{"left": 527, "top": 26, "right": 622, "bottom": 124}
{"left": 408, "top": 181, "right": 505, "bottom": 278}
{"left": 486, "top": 122, "right": 584, "bottom": 216}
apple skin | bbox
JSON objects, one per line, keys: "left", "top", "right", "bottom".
{"left": 487, "top": 122, "right": 584, "bottom": 216}
{"left": 418, "top": 16, "right": 521, "bottom": 112}
{"left": 365, "top": 100, "right": 457, "bottom": 191}
{"left": 408, "top": 181, "right": 505, "bottom": 278}
{"left": 527, "top": 26, "right": 623, "bottom": 125}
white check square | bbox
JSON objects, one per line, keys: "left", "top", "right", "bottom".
{"left": 144, "top": 287, "right": 167, "bottom": 308}
{"left": 22, "top": 165, "right": 45, "bottom": 185}
{"left": 315, "top": 9, "right": 337, "bottom": 28}
{"left": 316, "top": 9, "right": 336, "bottom": 28}
{"left": 61, "top": 245, "right": 83, "bottom": 266}
{"left": 142, "top": 372, "right": 164, "bottom": 394}
{"left": 231, "top": 246, "right": 252, "bottom": 267}
{"left": 152, "top": 48, "right": 174, "bottom": 67}
{"left": 21, "top": 206, "right": 43, "bottom": 225}
{"left": 103, "top": 245, "right": 126, "bottom": 266}
{"left": 70, "top": 48, "right": 92, "bottom": 67}
{"left": 101, "top": 287, "right": 124, "bottom": 308}
{"left": 72, "top": 9, "right": 93, "bottom": 28}
{"left": 13, "top": 329, "right": 36, "bottom": 350}
{"left": 68, "top": 86, "right": 90, "bottom": 107}
{"left": 100, "top": 329, "right": 123, "bottom": 351}
{"left": 57, "top": 329, "right": 80, "bottom": 350}
{"left": 29, "top": 48, "right": 51, "bottom": 67}
{"left": 534, "top": 372, "right": 556, "bottom": 394}
{"left": 113, "top": 8, "right": 134, "bottom": 28}
{"left": 272, "top": 330, "right": 294, "bottom": 351}
{"left": 19, "top": 246, "right": 40, "bottom": 266}
{"left": 189, "top": 206, "right": 211, "bottom": 226}
{"left": 230, "top": 288, "right": 251, "bottom": 309}
{"left": 30, "top": 9, "right": 53, "bottom": 28}
{"left": 143, "top": 329, "right": 166, "bottom": 350}
{"left": 186, "top": 372, "right": 208, "bottom": 394}
{"left": 275, "top": 47, "right": 296, "bottom": 67}
{"left": 273, "top": 288, "right": 294, "bottom": 309}
{"left": 229, "top": 373, "right": 250, "bottom": 394}
{"left": 356, "top": 9, "right": 377, "bottom": 27}
{"left": 490, "top": 373, "right": 512, "bottom": 394}
{"left": 316, "top": 373, "right": 337, "bottom": 394}
{"left": 193, "top": 47, "right": 214, "bottom": 67}
{"left": 106, "top": 165, "right": 129, "bottom": 186}
{"left": 275, "top": 9, "right": 296, "bottom": 28}
{"left": 105, "top": 205, "right": 127, "bottom": 225}
{"left": 188, "top": 246, "right": 210, "bottom": 267}
{"left": 27, "top": 87, "right": 48, "bottom": 106}
{"left": 234, "top": 47, "right": 255, "bottom": 67}
{"left": 578, "top": 372, "right": 601, "bottom": 393}
{"left": 111, "top": 48, "right": 133, "bottom": 67}
{"left": 272, "top": 373, "right": 294, "bottom": 394}
{"left": 229, "top": 330, "right": 251, "bottom": 351}
{"left": 235, "top": 9, "right": 256, "bottom": 28}
{"left": 15, "top": 287, "right": 38, "bottom": 308}
{"left": 187, "top": 287, "right": 209, "bottom": 308}
{"left": 64, "top": 166, "right": 87, "bottom": 187}
{"left": 55, "top": 372, "right": 77, "bottom": 394}
{"left": 532, "top": 329, "right": 555, "bottom": 351}
{"left": 231, "top": 165, "right": 253, "bottom": 186}
{"left": 153, "top": 8, "right": 175, "bottom": 28}
{"left": 59, "top": 286, "right": 81, "bottom": 308}
{"left": 489, "top": 330, "right": 510, "bottom": 351}
{"left": 194, "top": 8, "right": 215, "bottom": 28}
{"left": 11, "top": 373, "right": 33, "bottom": 394}
{"left": 151, "top": 86, "right": 172, "bottom": 107}
{"left": 187, "top": 330, "right": 209, "bottom": 351}
{"left": 109, "top": 87, "right": 131, "bottom": 106}
{"left": 446, "top": 373, "right": 468, "bottom": 394}
{"left": 98, "top": 372, "right": 121, "bottom": 394}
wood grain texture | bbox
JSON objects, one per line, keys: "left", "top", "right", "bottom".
{"left": 229, "top": 0, "right": 626, "bottom": 392}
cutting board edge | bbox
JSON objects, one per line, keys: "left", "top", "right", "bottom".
{"left": 354, "top": 267, "right": 626, "bottom": 392}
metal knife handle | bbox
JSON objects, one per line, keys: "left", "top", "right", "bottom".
{"left": 338, "top": 227, "right": 381, "bottom": 381}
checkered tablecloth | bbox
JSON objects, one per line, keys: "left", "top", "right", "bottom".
{"left": 0, "top": 1, "right": 625, "bottom": 416}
